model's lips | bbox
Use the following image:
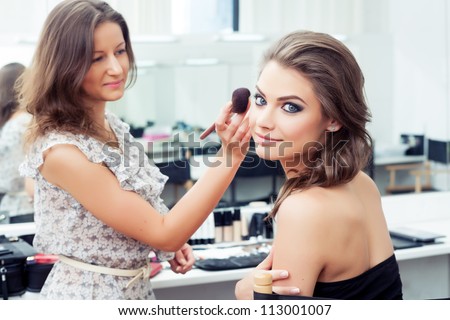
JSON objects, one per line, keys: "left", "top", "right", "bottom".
{"left": 104, "top": 80, "right": 123, "bottom": 87}
{"left": 254, "top": 133, "right": 282, "bottom": 145}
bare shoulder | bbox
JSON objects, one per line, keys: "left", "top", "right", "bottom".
{"left": 43, "top": 143, "right": 88, "bottom": 164}
{"left": 355, "top": 171, "right": 379, "bottom": 190}
{"left": 41, "top": 143, "right": 102, "bottom": 188}
{"left": 352, "top": 171, "right": 382, "bottom": 201}
{"left": 275, "top": 188, "right": 332, "bottom": 244}
{"left": 276, "top": 188, "right": 330, "bottom": 227}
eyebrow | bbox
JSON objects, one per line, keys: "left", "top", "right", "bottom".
{"left": 255, "top": 85, "right": 308, "bottom": 106}
{"left": 93, "top": 42, "right": 126, "bottom": 54}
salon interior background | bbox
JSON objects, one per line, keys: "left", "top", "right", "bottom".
{"left": 1, "top": 0, "right": 450, "bottom": 194}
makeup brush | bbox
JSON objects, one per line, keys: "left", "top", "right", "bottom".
{"left": 200, "top": 87, "right": 251, "bottom": 140}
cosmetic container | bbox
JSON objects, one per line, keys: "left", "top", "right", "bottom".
{"left": 249, "top": 213, "right": 266, "bottom": 238}
{"left": 214, "top": 210, "right": 223, "bottom": 243}
{"left": 253, "top": 272, "right": 272, "bottom": 294}
{"left": 233, "top": 208, "right": 242, "bottom": 242}
{"left": 222, "top": 210, "right": 233, "bottom": 242}
{"left": 240, "top": 209, "right": 249, "bottom": 241}
{"left": 207, "top": 213, "right": 216, "bottom": 244}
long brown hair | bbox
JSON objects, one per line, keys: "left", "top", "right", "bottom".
{"left": 0, "top": 63, "right": 25, "bottom": 128}
{"left": 265, "top": 31, "right": 373, "bottom": 217}
{"left": 17, "top": 0, "right": 136, "bottom": 145}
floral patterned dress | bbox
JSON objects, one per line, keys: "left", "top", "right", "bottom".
{"left": 19, "top": 112, "right": 173, "bottom": 299}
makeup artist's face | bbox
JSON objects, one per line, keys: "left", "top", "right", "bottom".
{"left": 81, "top": 22, "right": 129, "bottom": 108}
{"left": 249, "top": 60, "right": 330, "bottom": 168}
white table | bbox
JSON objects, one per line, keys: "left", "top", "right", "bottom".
{"left": 4, "top": 192, "right": 450, "bottom": 300}
{"left": 152, "top": 192, "right": 450, "bottom": 299}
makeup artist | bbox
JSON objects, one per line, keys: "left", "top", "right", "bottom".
{"left": 17, "top": 0, "right": 250, "bottom": 299}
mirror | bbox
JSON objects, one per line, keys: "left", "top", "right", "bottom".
{"left": 1, "top": 0, "right": 450, "bottom": 227}
{"left": 108, "top": 0, "right": 450, "bottom": 195}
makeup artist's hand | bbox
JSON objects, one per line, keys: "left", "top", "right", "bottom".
{"left": 168, "top": 243, "right": 195, "bottom": 274}
{"left": 215, "top": 101, "right": 251, "bottom": 164}
{"left": 234, "top": 248, "right": 301, "bottom": 300}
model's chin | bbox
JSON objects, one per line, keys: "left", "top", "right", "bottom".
{"left": 254, "top": 145, "right": 300, "bottom": 163}
{"left": 107, "top": 92, "right": 125, "bottom": 102}
{"left": 254, "top": 144, "right": 279, "bottom": 161}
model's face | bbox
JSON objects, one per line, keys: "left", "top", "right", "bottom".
{"left": 81, "top": 22, "right": 129, "bottom": 108}
{"left": 249, "top": 60, "right": 331, "bottom": 169}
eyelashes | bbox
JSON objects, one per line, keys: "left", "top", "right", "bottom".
{"left": 254, "top": 93, "right": 266, "bottom": 106}
{"left": 282, "top": 103, "right": 302, "bottom": 113}
{"left": 253, "top": 93, "right": 303, "bottom": 113}
{"left": 92, "top": 48, "right": 127, "bottom": 63}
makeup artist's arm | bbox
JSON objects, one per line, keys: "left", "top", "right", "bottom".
{"left": 235, "top": 249, "right": 301, "bottom": 300}
{"left": 39, "top": 102, "right": 251, "bottom": 252}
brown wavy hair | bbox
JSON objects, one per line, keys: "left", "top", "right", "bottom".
{"left": 17, "top": 0, "right": 136, "bottom": 146}
{"left": 265, "top": 31, "right": 373, "bottom": 217}
{"left": 0, "top": 63, "right": 25, "bottom": 128}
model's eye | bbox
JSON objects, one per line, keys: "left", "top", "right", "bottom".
{"left": 92, "top": 56, "right": 103, "bottom": 63}
{"left": 282, "top": 103, "right": 302, "bottom": 113}
{"left": 116, "top": 49, "right": 126, "bottom": 55}
{"left": 254, "top": 94, "right": 266, "bottom": 106}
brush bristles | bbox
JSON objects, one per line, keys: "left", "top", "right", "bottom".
{"left": 231, "top": 87, "right": 251, "bottom": 113}
{"left": 200, "top": 87, "right": 250, "bottom": 139}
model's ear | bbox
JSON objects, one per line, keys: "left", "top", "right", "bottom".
{"left": 326, "top": 119, "right": 342, "bottom": 132}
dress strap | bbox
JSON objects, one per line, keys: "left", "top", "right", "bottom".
{"left": 58, "top": 255, "right": 152, "bottom": 288}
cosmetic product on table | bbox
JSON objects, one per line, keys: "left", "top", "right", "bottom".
{"left": 222, "top": 210, "right": 234, "bottom": 242}
{"left": 214, "top": 210, "right": 223, "bottom": 243}
{"left": 232, "top": 208, "right": 242, "bottom": 242}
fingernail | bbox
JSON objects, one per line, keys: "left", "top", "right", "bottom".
{"left": 280, "top": 271, "right": 288, "bottom": 278}
{"left": 290, "top": 288, "right": 300, "bottom": 294}
{"left": 180, "top": 259, "right": 186, "bottom": 265}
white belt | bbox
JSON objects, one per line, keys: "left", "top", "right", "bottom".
{"left": 58, "top": 255, "right": 152, "bottom": 289}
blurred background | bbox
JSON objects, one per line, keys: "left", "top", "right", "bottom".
{"left": 1, "top": 0, "right": 450, "bottom": 201}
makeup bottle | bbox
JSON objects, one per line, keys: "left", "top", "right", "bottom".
{"left": 222, "top": 210, "right": 233, "bottom": 242}
{"left": 241, "top": 209, "right": 249, "bottom": 241}
{"left": 253, "top": 272, "right": 273, "bottom": 295}
{"left": 214, "top": 210, "right": 223, "bottom": 243}
{"left": 249, "top": 213, "right": 265, "bottom": 238}
{"left": 233, "top": 208, "right": 242, "bottom": 242}
{"left": 207, "top": 212, "right": 216, "bottom": 244}
{"left": 199, "top": 219, "right": 207, "bottom": 244}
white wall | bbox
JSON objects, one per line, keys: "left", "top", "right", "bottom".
{"left": 108, "top": 0, "right": 397, "bottom": 142}
{"left": 390, "top": 0, "right": 449, "bottom": 141}
{"left": 1, "top": 0, "right": 449, "bottom": 151}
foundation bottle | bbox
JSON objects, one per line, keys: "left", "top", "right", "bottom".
{"left": 222, "top": 210, "right": 233, "bottom": 242}
{"left": 240, "top": 209, "right": 249, "bottom": 241}
{"left": 253, "top": 272, "right": 273, "bottom": 295}
{"left": 214, "top": 210, "right": 223, "bottom": 243}
{"left": 233, "top": 208, "right": 242, "bottom": 242}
